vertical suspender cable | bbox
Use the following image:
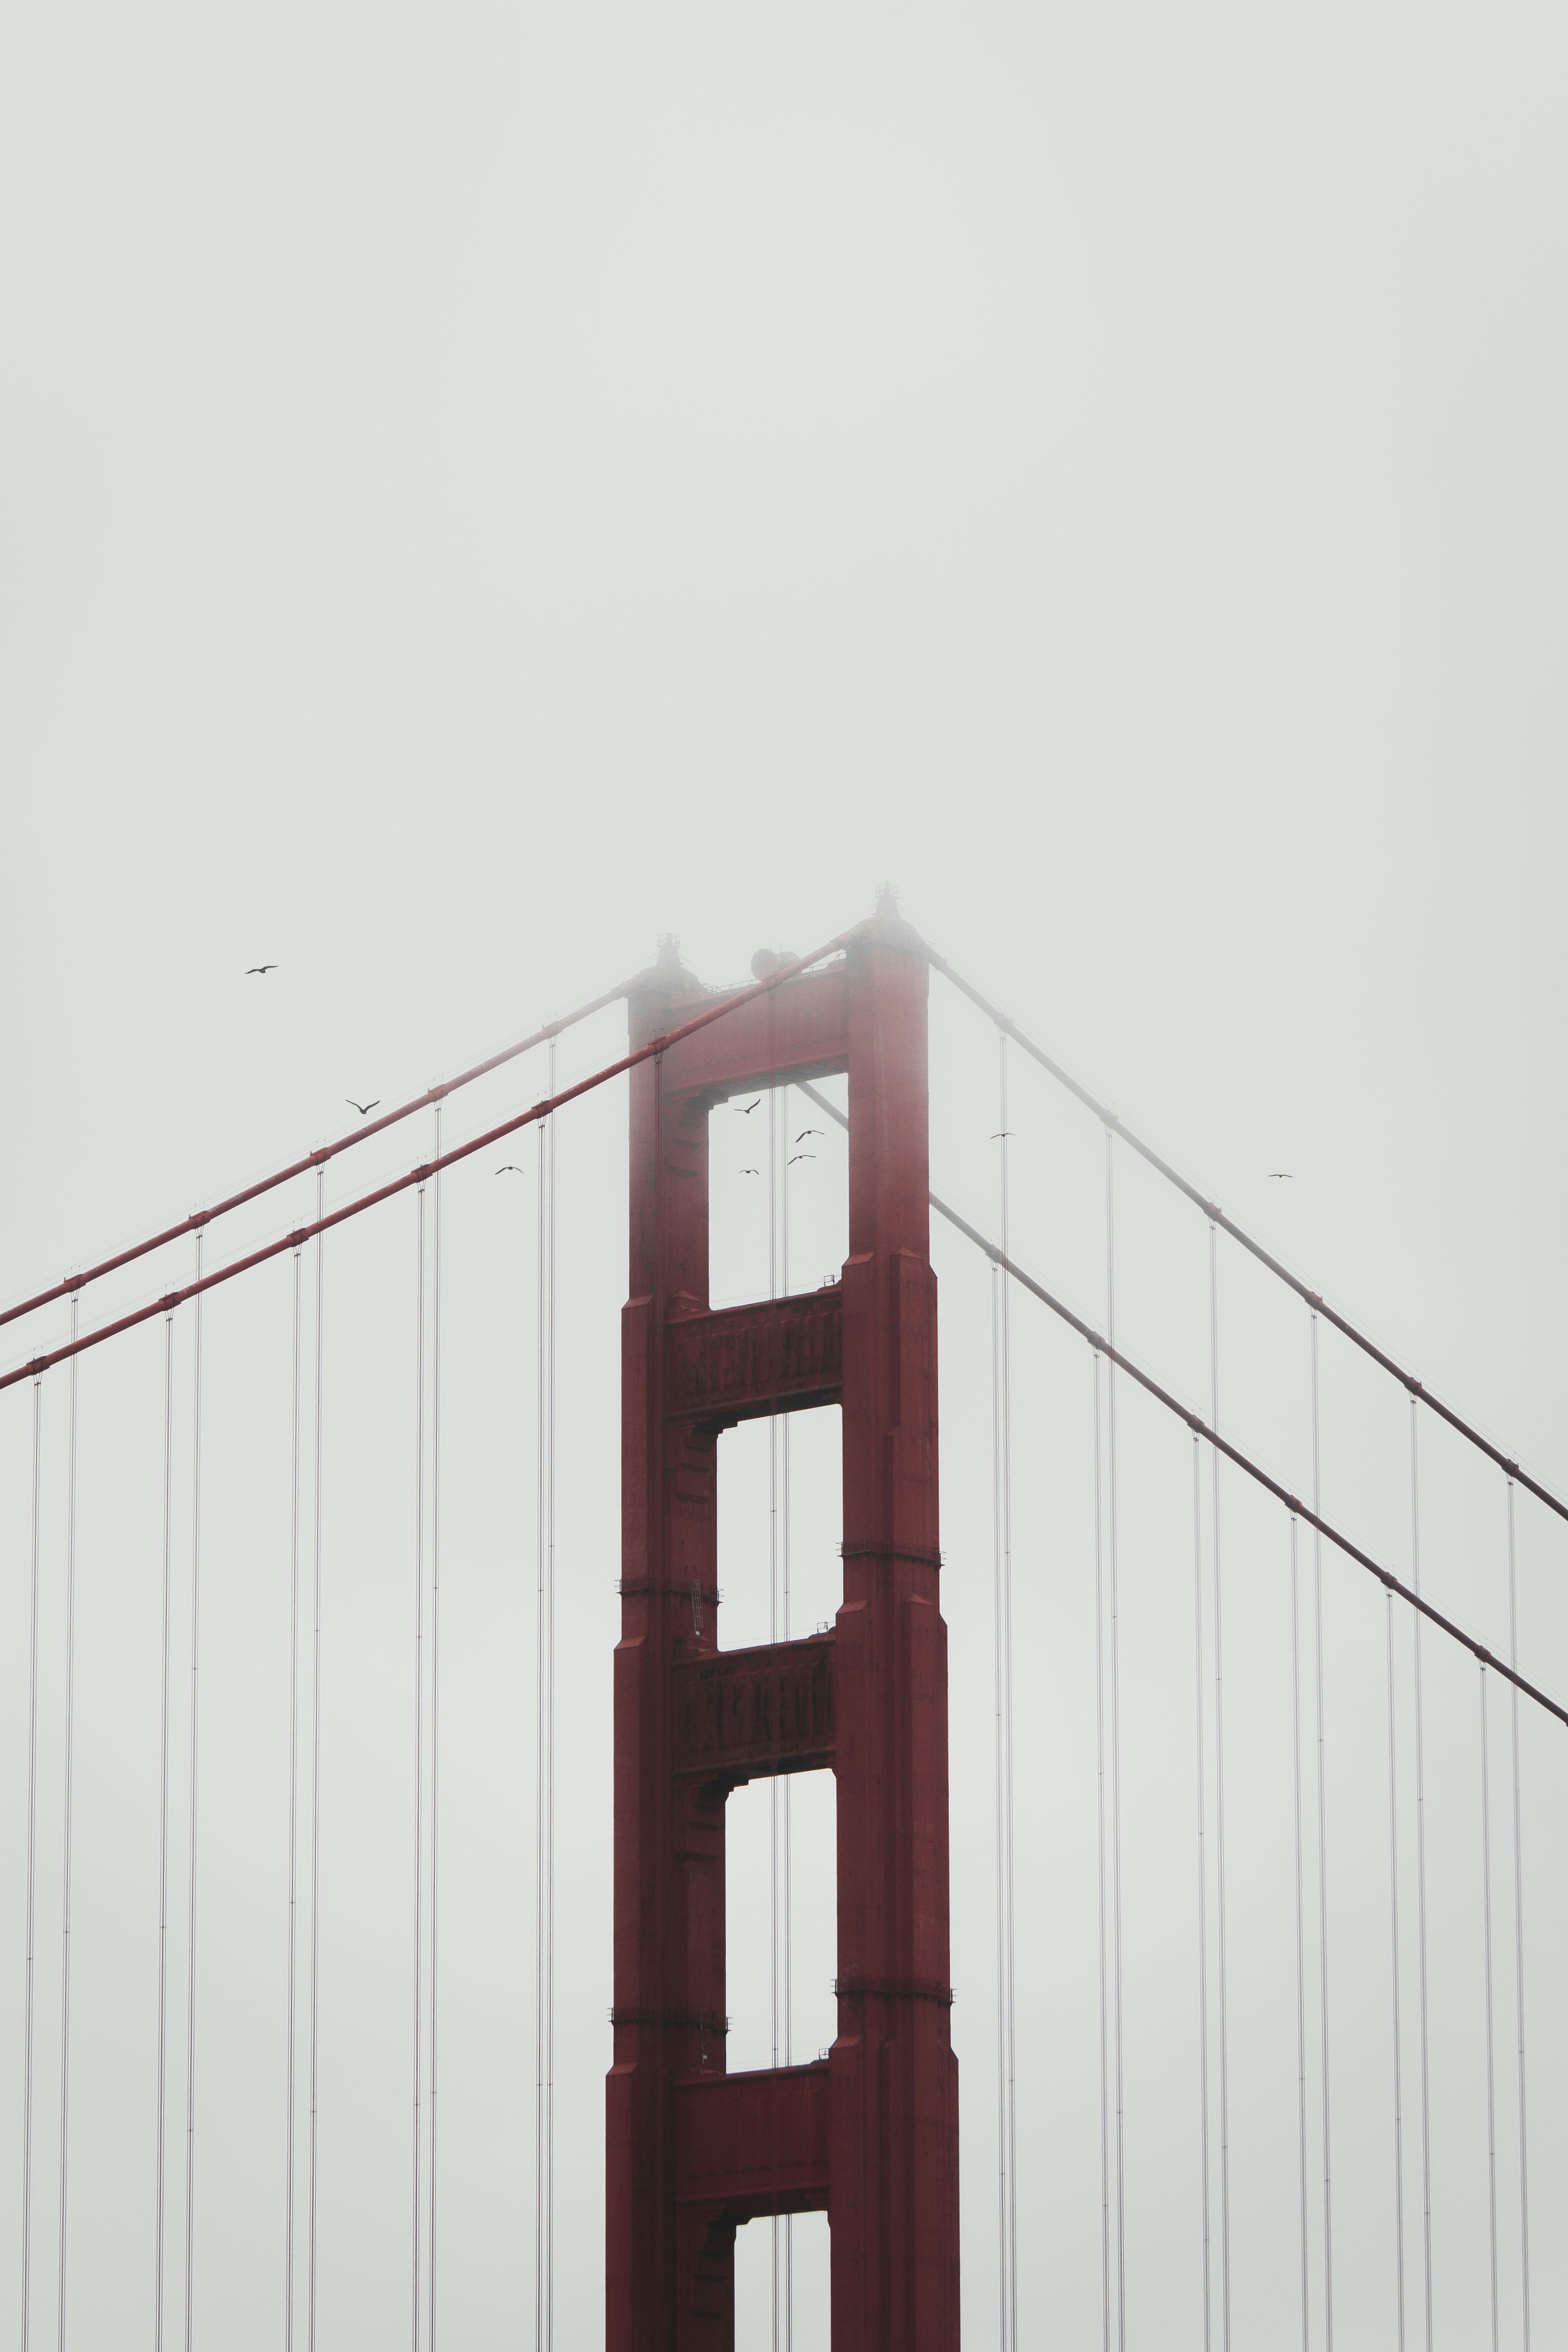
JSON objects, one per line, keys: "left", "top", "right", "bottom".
{"left": 1290, "top": 1516, "right": 1310, "bottom": 2352}
{"left": 21, "top": 1372, "right": 43, "bottom": 2352}
{"left": 1104, "top": 1131, "right": 1125, "bottom": 2352}
{"left": 1092, "top": 1349, "right": 1110, "bottom": 2352}
{"left": 535, "top": 1080, "right": 544, "bottom": 2348}
{"left": 184, "top": 1234, "right": 204, "bottom": 2352}
{"left": 1310, "top": 1314, "right": 1335, "bottom": 2348}
{"left": 57, "top": 1296, "right": 80, "bottom": 2352}
{"left": 1409, "top": 1404, "right": 1433, "bottom": 2352}
{"left": 547, "top": 1067, "right": 556, "bottom": 2352}
{"left": 535, "top": 1041, "right": 556, "bottom": 2352}
{"left": 286, "top": 1244, "right": 303, "bottom": 2349}
{"left": 780, "top": 1095, "right": 792, "bottom": 2352}
{"left": 308, "top": 1167, "right": 324, "bottom": 2352}
{"left": 991, "top": 1270, "right": 1006, "bottom": 2346}
{"left": 1479, "top": 1667, "right": 1499, "bottom": 2352}
{"left": 1385, "top": 1574, "right": 1407, "bottom": 2352}
{"left": 1209, "top": 1222, "right": 1233, "bottom": 2352}
{"left": 991, "top": 1044, "right": 1018, "bottom": 2352}
{"left": 429, "top": 1110, "right": 443, "bottom": 2352}
{"left": 769, "top": 1088, "right": 781, "bottom": 2352}
{"left": 1505, "top": 1480, "right": 1531, "bottom": 2349}
{"left": 1001, "top": 1055, "right": 1017, "bottom": 2349}
{"left": 412, "top": 1181, "right": 426, "bottom": 2352}
{"left": 156, "top": 1312, "right": 175, "bottom": 2352}
{"left": 1192, "top": 1435, "right": 1212, "bottom": 2352}
{"left": 650, "top": 1049, "right": 668, "bottom": 2333}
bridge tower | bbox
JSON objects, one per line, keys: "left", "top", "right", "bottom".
{"left": 608, "top": 897, "right": 960, "bottom": 2350}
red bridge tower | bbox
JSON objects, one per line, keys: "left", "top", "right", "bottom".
{"left": 608, "top": 900, "right": 960, "bottom": 2349}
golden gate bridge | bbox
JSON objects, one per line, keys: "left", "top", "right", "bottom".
{"left": 2, "top": 892, "right": 1558, "bottom": 2348}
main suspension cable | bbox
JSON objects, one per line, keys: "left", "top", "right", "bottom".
{"left": 57, "top": 1296, "right": 80, "bottom": 2352}
{"left": 21, "top": 1372, "right": 43, "bottom": 2352}
{"left": 925, "top": 951, "right": 1568, "bottom": 1533}
{"left": 1479, "top": 1666, "right": 1500, "bottom": 2352}
{"left": 797, "top": 1081, "right": 1568, "bottom": 1726}
{"left": 156, "top": 1311, "right": 174, "bottom": 2352}
{"left": 1191, "top": 1436, "right": 1213, "bottom": 2352}
{"left": 183, "top": 1236, "right": 203, "bottom": 2352}
{"left": 6, "top": 932, "right": 862, "bottom": 1398}
{"left": 0, "top": 978, "right": 642, "bottom": 1337}
{"left": 286, "top": 1243, "right": 303, "bottom": 2349}
{"left": 1409, "top": 1405, "right": 1433, "bottom": 2352}
{"left": 308, "top": 1167, "right": 324, "bottom": 2352}
{"left": 1310, "top": 1313, "right": 1335, "bottom": 2349}
{"left": 1505, "top": 1480, "right": 1531, "bottom": 2349}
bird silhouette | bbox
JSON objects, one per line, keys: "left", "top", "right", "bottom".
{"left": 245, "top": 964, "right": 278, "bottom": 976}
{"left": 738, "top": 1167, "right": 760, "bottom": 1176}
{"left": 1268, "top": 1172, "right": 1294, "bottom": 1181}
{"left": 795, "top": 1129, "right": 824, "bottom": 1143}
{"left": 734, "top": 1097, "right": 762, "bottom": 1116}
{"left": 346, "top": 1098, "right": 381, "bottom": 1118}
{"left": 788, "top": 1153, "right": 815, "bottom": 1166}
{"left": 495, "top": 1164, "right": 526, "bottom": 1176}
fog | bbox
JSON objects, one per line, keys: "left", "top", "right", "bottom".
{"left": 3, "top": 3, "right": 1567, "bottom": 2345}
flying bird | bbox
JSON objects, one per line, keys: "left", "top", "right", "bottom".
{"left": 738, "top": 1167, "right": 759, "bottom": 1176}
{"left": 733, "top": 1097, "right": 762, "bottom": 1116}
{"left": 245, "top": 964, "right": 277, "bottom": 976}
{"left": 495, "top": 1164, "right": 526, "bottom": 1176}
{"left": 788, "top": 1153, "right": 815, "bottom": 1166}
{"left": 346, "top": 1098, "right": 381, "bottom": 1118}
{"left": 795, "top": 1129, "right": 824, "bottom": 1143}
{"left": 1268, "top": 1171, "right": 1294, "bottom": 1181}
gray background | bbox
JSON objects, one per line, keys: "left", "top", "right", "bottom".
{"left": 3, "top": 3, "right": 1566, "bottom": 2345}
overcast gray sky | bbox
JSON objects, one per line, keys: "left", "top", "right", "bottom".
{"left": 3, "top": 4, "right": 1567, "bottom": 2347}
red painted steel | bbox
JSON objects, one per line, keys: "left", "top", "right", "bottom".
{"left": 672, "top": 1633, "right": 836, "bottom": 1785}
{"left": 609, "top": 899, "right": 960, "bottom": 2349}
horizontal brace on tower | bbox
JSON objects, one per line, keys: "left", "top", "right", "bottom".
{"left": 664, "top": 1286, "right": 842, "bottom": 1427}
{"left": 673, "top": 1631, "right": 836, "bottom": 1783}
{"left": 675, "top": 2061, "right": 831, "bottom": 2217}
